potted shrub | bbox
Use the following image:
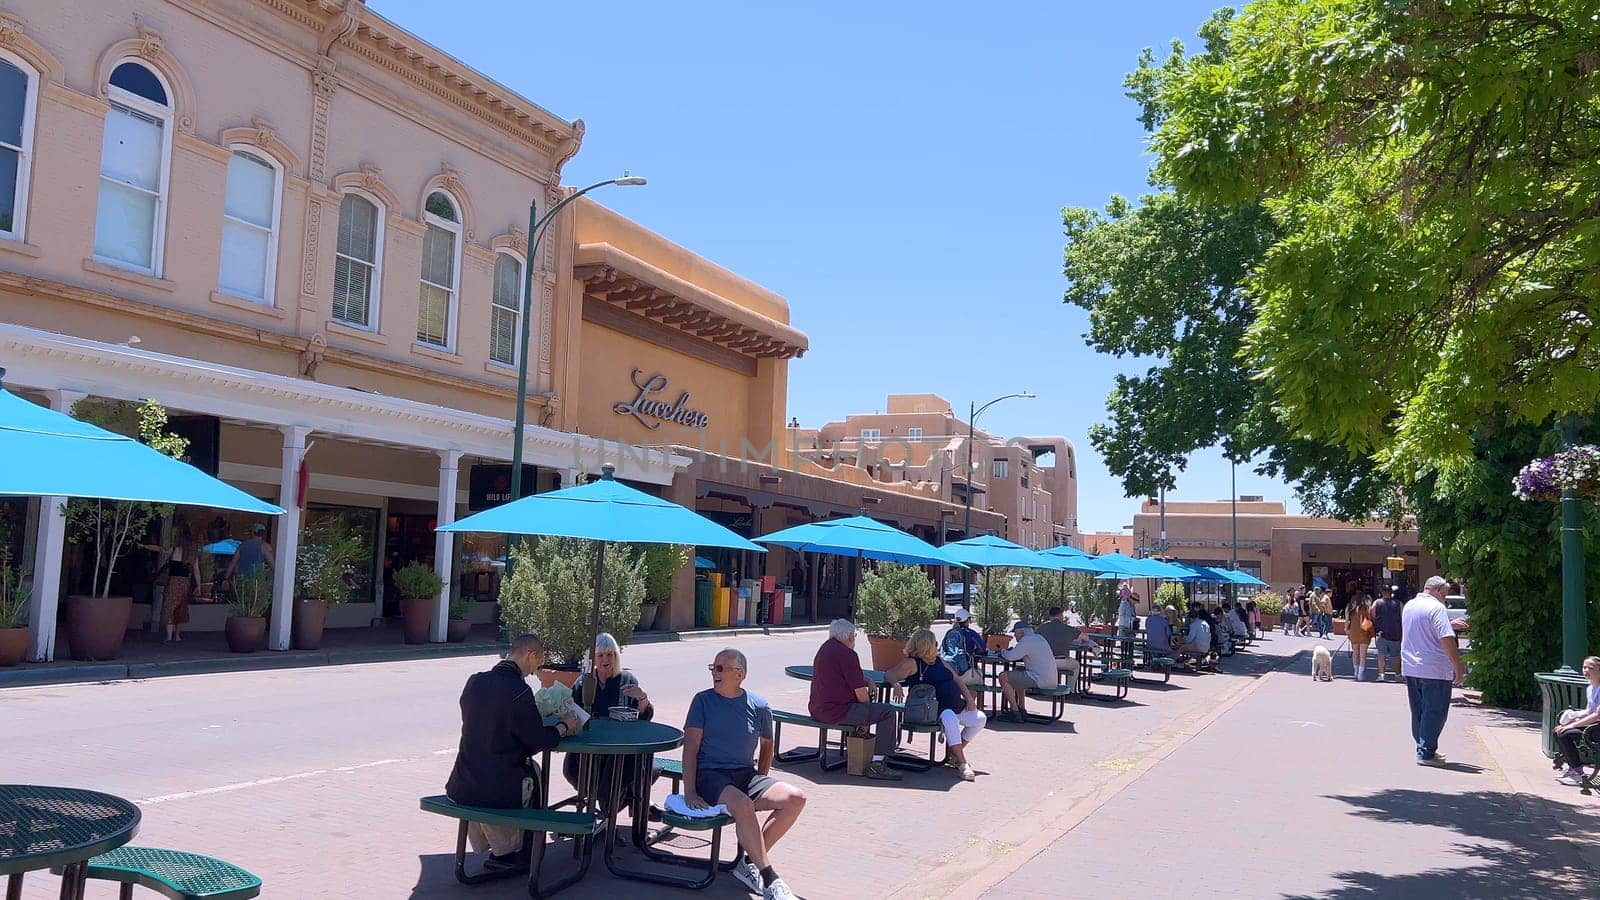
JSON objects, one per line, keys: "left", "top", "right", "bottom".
{"left": 393, "top": 561, "right": 444, "bottom": 645}
{"left": 1255, "top": 592, "right": 1284, "bottom": 629}
{"left": 62, "top": 399, "right": 187, "bottom": 661}
{"left": 447, "top": 595, "right": 472, "bottom": 643}
{"left": 636, "top": 544, "right": 689, "bottom": 630}
{"left": 977, "top": 570, "right": 1018, "bottom": 650}
{"left": 856, "top": 563, "right": 937, "bottom": 670}
{"left": 225, "top": 567, "right": 272, "bottom": 652}
{"left": 293, "top": 518, "right": 367, "bottom": 650}
{"left": 1153, "top": 582, "right": 1188, "bottom": 621}
{"left": 0, "top": 559, "right": 29, "bottom": 667}
{"left": 498, "top": 537, "right": 644, "bottom": 686}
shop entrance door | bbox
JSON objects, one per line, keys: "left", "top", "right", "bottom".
{"left": 383, "top": 513, "right": 437, "bottom": 617}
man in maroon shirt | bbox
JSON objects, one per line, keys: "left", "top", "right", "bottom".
{"left": 808, "top": 619, "right": 902, "bottom": 780}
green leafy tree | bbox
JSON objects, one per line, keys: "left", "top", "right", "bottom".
{"left": 63, "top": 399, "right": 188, "bottom": 598}
{"left": 856, "top": 563, "right": 937, "bottom": 641}
{"left": 1143, "top": 1, "right": 1600, "bottom": 482}
{"left": 976, "top": 570, "right": 1020, "bottom": 635}
{"left": 497, "top": 538, "right": 644, "bottom": 666}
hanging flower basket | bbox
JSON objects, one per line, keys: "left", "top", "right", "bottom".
{"left": 1514, "top": 445, "right": 1600, "bottom": 502}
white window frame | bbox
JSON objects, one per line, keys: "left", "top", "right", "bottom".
{"left": 217, "top": 146, "right": 284, "bottom": 304}
{"left": 418, "top": 191, "right": 462, "bottom": 350}
{"left": 95, "top": 59, "right": 174, "bottom": 277}
{"left": 859, "top": 428, "right": 881, "bottom": 442}
{"left": 332, "top": 189, "right": 385, "bottom": 330}
{"left": 0, "top": 49, "right": 39, "bottom": 242}
{"left": 489, "top": 250, "right": 524, "bottom": 366}
{"left": 907, "top": 427, "right": 923, "bottom": 440}
{"left": 993, "top": 459, "right": 1009, "bottom": 480}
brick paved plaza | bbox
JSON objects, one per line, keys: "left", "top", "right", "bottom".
{"left": 8, "top": 630, "right": 1598, "bottom": 899}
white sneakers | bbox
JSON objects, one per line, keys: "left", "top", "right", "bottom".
{"left": 764, "top": 877, "right": 798, "bottom": 900}
{"left": 732, "top": 857, "right": 762, "bottom": 894}
{"left": 1557, "top": 768, "right": 1586, "bottom": 787}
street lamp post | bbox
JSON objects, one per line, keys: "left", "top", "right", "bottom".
{"left": 1229, "top": 459, "right": 1238, "bottom": 605}
{"left": 507, "top": 174, "right": 646, "bottom": 503}
{"left": 1558, "top": 414, "right": 1588, "bottom": 673}
{"left": 961, "top": 391, "right": 1034, "bottom": 611}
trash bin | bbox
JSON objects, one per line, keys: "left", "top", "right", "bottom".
{"left": 694, "top": 579, "right": 712, "bottom": 628}
{"left": 1536, "top": 670, "right": 1589, "bottom": 762}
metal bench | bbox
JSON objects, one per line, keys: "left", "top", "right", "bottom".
{"left": 1138, "top": 653, "right": 1175, "bottom": 683}
{"left": 773, "top": 709, "right": 847, "bottom": 770}
{"left": 655, "top": 757, "right": 683, "bottom": 794}
{"left": 58, "top": 848, "right": 261, "bottom": 900}
{"left": 1094, "top": 668, "right": 1134, "bottom": 700}
{"left": 640, "top": 807, "right": 741, "bottom": 890}
{"left": 419, "top": 795, "right": 599, "bottom": 897}
{"left": 1023, "top": 684, "right": 1076, "bottom": 721}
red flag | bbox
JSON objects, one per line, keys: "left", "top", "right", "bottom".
{"left": 297, "top": 457, "right": 309, "bottom": 509}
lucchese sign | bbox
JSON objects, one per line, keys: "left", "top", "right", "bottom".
{"left": 614, "top": 368, "right": 710, "bottom": 430}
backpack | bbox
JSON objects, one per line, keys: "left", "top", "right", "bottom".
{"left": 940, "top": 627, "right": 972, "bottom": 675}
{"left": 902, "top": 662, "right": 941, "bottom": 726}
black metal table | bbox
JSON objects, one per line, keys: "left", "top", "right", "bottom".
{"left": 1, "top": 784, "right": 141, "bottom": 900}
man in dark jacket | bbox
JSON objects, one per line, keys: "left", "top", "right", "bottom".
{"left": 446, "top": 633, "right": 579, "bottom": 868}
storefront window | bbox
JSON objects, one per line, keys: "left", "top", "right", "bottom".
{"left": 303, "top": 504, "right": 380, "bottom": 603}
{"left": 458, "top": 532, "right": 506, "bottom": 604}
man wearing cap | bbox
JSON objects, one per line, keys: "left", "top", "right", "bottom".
{"left": 997, "top": 620, "right": 1058, "bottom": 722}
{"left": 224, "top": 522, "right": 275, "bottom": 583}
{"left": 943, "top": 608, "right": 987, "bottom": 686}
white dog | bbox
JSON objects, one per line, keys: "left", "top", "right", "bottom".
{"left": 1311, "top": 645, "right": 1334, "bottom": 681}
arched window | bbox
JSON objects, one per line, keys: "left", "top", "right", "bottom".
{"left": 417, "top": 190, "right": 460, "bottom": 348}
{"left": 489, "top": 252, "right": 523, "bottom": 365}
{"left": 94, "top": 61, "right": 173, "bottom": 273}
{"left": 217, "top": 148, "right": 282, "bottom": 302}
{"left": 333, "top": 191, "right": 383, "bottom": 328}
{"left": 0, "top": 51, "right": 39, "bottom": 240}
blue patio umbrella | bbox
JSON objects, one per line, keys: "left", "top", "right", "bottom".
{"left": 0, "top": 381, "right": 282, "bottom": 515}
{"left": 1311, "top": 575, "right": 1329, "bottom": 589}
{"left": 755, "top": 514, "right": 965, "bottom": 606}
{"left": 694, "top": 556, "right": 716, "bottom": 570}
{"left": 201, "top": 538, "right": 241, "bottom": 556}
{"left": 1087, "top": 552, "right": 1148, "bottom": 577}
{"left": 1038, "top": 544, "right": 1118, "bottom": 574}
{"left": 941, "top": 534, "right": 1061, "bottom": 571}
{"left": 441, "top": 465, "right": 763, "bottom": 654}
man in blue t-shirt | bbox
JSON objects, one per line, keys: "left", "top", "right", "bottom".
{"left": 683, "top": 648, "right": 805, "bottom": 900}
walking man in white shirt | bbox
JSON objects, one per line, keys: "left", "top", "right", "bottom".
{"left": 1401, "top": 576, "right": 1467, "bottom": 766}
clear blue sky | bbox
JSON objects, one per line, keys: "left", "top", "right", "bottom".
{"left": 373, "top": 0, "right": 1299, "bottom": 533}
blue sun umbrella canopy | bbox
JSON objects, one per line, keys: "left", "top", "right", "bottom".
{"left": 201, "top": 538, "right": 241, "bottom": 556}
{"left": 943, "top": 534, "right": 1066, "bottom": 571}
{"left": 694, "top": 556, "right": 717, "bottom": 569}
{"left": 1037, "top": 544, "right": 1116, "bottom": 574}
{"left": 439, "top": 467, "right": 764, "bottom": 552}
{"left": 0, "top": 385, "right": 282, "bottom": 514}
{"left": 755, "top": 515, "right": 966, "bottom": 568}
{"left": 1086, "top": 551, "right": 1149, "bottom": 577}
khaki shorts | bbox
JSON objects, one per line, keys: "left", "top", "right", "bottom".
{"left": 1005, "top": 669, "right": 1041, "bottom": 691}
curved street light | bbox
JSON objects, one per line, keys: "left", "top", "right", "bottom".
{"left": 508, "top": 174, "right": 647, "bottom": 503}
{"left": 959, "top": 391, "right": 1035, "bottom": 610}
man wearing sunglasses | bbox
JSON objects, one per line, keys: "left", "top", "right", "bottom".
{"left": 682, "top": 648, "right": 805, "bottom": 900}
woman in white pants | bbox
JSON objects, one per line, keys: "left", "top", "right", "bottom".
{"left": 885, "top": 628, "right": 986, "bottom": 781}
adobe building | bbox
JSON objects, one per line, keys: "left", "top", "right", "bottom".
{"left": 802, "top": 394, "right": 1079, "bottom": 550}
{"left": 1128, "top": 497, "right": 1441, "bottom": 609}
{"left": 0, "top": 0, "right": 997, "bottom": 660}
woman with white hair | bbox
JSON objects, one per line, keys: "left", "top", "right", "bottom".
{"left": 563, "top": 632, "right": 656, "bottom": 807}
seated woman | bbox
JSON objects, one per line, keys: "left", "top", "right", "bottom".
{"left": 1554, "top": 656, "right": 1600, "bottom": 787}
{"left": 562, "top": 633, "right": 656, "bottom": 811}
{"left": 884, "top": 628, "right": 986, "bottom": 782}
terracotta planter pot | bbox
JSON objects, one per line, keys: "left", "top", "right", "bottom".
{"left": 867, "top": 634, "right": 907, "bottom": 671}
{"left": 400, "top": 596, "right": 434, "bottom": 644}
{"left": 1334, "top": 618, "right": 1348, "bottom": 636}
{"left": 292, "top": 598, "right": 328, "bottom": 650}
{"left": 0, "top": 627, "right": 27, "bottom": 666}
{"left": 537, "top": 666, "right": 582, "bottom": 688}
{"left": 1259, "top": 612, "right": 1280, "bottom": 628}
{"left": 986, "top": 634, "right": 1012, "bottom": 652}
{"left": 66, "top": 594, "right": 132, "bottom": 661}
{"left": 446, "top": 619, "right": 471, "bottom": 643}
{"left": 637, "top": 602, "right": 658, "bottom": 631}
{"left": 224, "top": 616, "right": 267, "bottom": 653}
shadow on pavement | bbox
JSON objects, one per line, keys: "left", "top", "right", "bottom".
{"left": 1286, "top": 789, "right": 1600, "bottom": 899}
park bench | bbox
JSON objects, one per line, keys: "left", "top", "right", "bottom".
{"left": 1178, "top": 649, "right": 1216, "bottom": 671}
{"left": 773, "top": 709, "right": 847, "bottom": 770}
{"left": 655, "top": 757, "right": 683, "bottom": 794}
{"left": 55, "top": 848, "right": 261, "bottom": 900}
{"left": 1093, "top": 668, "right": 1133, "bottom": 700}
{"left": 890, "top": 703, "right": 944, "bottom": 770}
{"left": 645, "top": 807, "right": 741, "bottom": 890}
{"left": 1023, "top": 684, "right": 1076, "bottom": 721}
{"left": 1137, "top": 652, "right": 1175, "bottom": 683}
{"left": 419, "top": 794, "right": 599, "bottom": 897}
